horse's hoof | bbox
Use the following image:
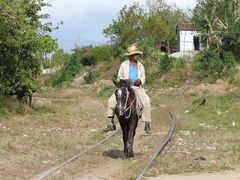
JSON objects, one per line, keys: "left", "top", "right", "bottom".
{"left": 128, "top": 152, "right": 135, "bottom": 158}
{"left": 128, "top": 156, "right": 135, "bottom": 161}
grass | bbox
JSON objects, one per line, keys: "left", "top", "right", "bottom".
{"left": 0, "top": 96, "right": 17, "bottom": 115}
{"left": 97, "top": 84, "right": 115, "bottom": 98}
{"left": 0, "top": 59, "right": 239, "bottom": 179}
{"left": 147, "top": 88, "right": 240, "bottom": 176}
{"left": 187, "top": 91, "right": 240, "bottom": 130}
{"left": 93, "top": 132, "right": 105, "bottom": 141}
{"left": 0, "top": 106, "right": 7, "bottom": 115}
{"left": 0, "top": 87, "right": 108, "bottom": 179}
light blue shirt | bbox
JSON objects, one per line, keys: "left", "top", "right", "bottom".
{"left": 129, "top": 63, "right": 138, "bottom": 87}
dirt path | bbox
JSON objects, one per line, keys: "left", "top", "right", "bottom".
{"left": 74, "top": 123, "right": 160, "bottom": 180}
{"left": 45, "top": 106, "right": 170, "bottom": 180}
{"left": 147, "top": 170, "right": 240, "bottom": 180}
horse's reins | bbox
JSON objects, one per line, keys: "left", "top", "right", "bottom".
{"left": 124, "top": 87, "right": 136, "bottom": 119}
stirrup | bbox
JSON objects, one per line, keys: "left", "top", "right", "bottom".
{"left": 103, "top": 124, "right": 116, "bottom": 132}
{"left": 144, "top": 122, "right": 152, "bottom": 135}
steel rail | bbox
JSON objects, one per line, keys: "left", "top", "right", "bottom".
{"left": 136, "top": 105, "right": 176, "bottom": 180}
{"left": 33, "top": 130, "right": 119, "bottom": 180}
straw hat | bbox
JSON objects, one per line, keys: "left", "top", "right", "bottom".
{"left": 124, "top": 44, "right": 143, "bottom": 56}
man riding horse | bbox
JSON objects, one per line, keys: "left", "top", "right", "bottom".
{"left": 104, "top": 44, "right": 152, "bottom": 134}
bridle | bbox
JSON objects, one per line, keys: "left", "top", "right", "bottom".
{"left": 117, "top": 87, "right": 136, "bottom": 119}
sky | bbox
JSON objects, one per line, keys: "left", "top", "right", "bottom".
{"left": 43, "top": 0, "right": 197, "bottom": 52}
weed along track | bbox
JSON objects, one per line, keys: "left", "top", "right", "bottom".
{"left": 34, "top": 130, "right": 120, "bottom": 180}
{"left": 33, "top": 105, "right": 176, "bottom": 180}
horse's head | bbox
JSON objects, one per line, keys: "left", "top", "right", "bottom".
{"left": 113, "top": 79, "right": 131, "bottom": 117}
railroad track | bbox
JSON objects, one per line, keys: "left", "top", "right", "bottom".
{"left": 34, "top": 130, "right": 120, "bottom": 180}
{"left": 136, "top": 107, "right": 176, "bottom": 179}
{"left": 34, "top": 106, "right": 176, "bottom": 180}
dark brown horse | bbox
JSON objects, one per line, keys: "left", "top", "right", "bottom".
{"left": 113, "top": 79, "right": 139, "bottom": 159}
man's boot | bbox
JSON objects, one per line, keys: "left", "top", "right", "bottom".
{"left": 103, "top": 117, "right": 116, "bottom": 132}
{"left": 144, "top": 122, "right": 152, "bottom": 134}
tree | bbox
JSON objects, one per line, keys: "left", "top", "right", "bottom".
{"left": 103, "top": 3, "right": 146, "bottom": 48}
{"left": 142, "top": 14, "right": 170, "bottom": 48}
{"left": 0, "top": 0, "right": 57, "bottom": 103}
{"left": 192, "top": 0, "right": 239, "bottom": 79}
{"left": 193, "top": 0, "right": 240, "bottom": 58}
{"left": 146, "top": 0, "right": 190, "bottom": 52}
{"left": 103, "top": 0, "right": 190, "bottom": 53}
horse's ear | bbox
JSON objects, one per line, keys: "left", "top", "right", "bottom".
{"left": 113, "top": 80, "right": 118, "bottom": 87}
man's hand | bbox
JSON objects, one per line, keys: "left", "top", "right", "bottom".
{"left": 134, "top": 79, "right": 142, "bottom": 86}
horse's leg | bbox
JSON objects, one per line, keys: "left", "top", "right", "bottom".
{"left": 127, "top": 115, "right": 137, "bottom": 158}
{"left": 119, "top": 119, "right": 129, "bottom": 159}
{"left": 132, "top": 117, "right": 139, "bottom": 155}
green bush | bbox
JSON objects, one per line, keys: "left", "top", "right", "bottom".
{"left": 89, "top": 46, "right": 111, "bottom": 62}
{"left": 81, "top": 46, "right": 112, "bottom": 66}
{"left": 98, "top": 85, "right": 115, "bottom": 97}
{"left": 137, "top": 37, "right": 155, "bottom": 57}
{"left": 174, "top": 58, "right": 186, "bottom": 69}
{"left": 159, "top": 55, "right": 175, "bottom": 75}
{"left": 53, "top": 57, "right": 82, "bottom": 87}
{"left": 84, "top": 69, "right": 99, "bottom": 84}
{"left": 173, "top": 58, "right": 187, "bottom": 80}
{"left": 119, "top": 52, "right": 127, "bottom": 62}
{"left": 81, "top": 52, "right": 97, "bottom": 66}
{"left": 109, "top": 44, "right": 125, "bottom": 57}
{"left": 193, "top": 47, "right": 236, "bottom": 79}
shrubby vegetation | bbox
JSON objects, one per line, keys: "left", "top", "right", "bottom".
{"left": 98, "top": 85, "right": 115, "bottom": 98}
{"left": 50, "top": 45, "right": 111, "bottom": 86}
{"left": 193, "top": 47, "right": 236, "bottom": 79}
{"left": 192, "top": 0, "right": 240, "bottom": 80}
{"left": 159, "top": 55, "right": 175, "bottom": 75}
{"left": 84, "top": 69, "right": 99, "bottom": 84}
{"left": 52, "top": 58, "right": 82, "bottom": 87}
{"left": 80, "top": 46, "right": 111, "bottom": 66}
{"left": 89, "top": 46, "right": 112, "bottom": 62}
{"left": 0, "top": 0, "right": 57, "bottom": 102}
{"left": 52, "top": 48, "right": 82, "bottom": 87}
{"left": 193, "top": 0, "right": 240, "bottom": 60}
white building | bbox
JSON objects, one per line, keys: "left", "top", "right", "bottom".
{"left": 176, "top": 23, "right": 202, "bottom": 52}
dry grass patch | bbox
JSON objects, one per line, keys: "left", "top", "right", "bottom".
{"left": 0, "top": 88, "right": 108, "bottom": 179}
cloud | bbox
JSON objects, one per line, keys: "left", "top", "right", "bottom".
{"left": 45, "top": 0, "right": 145, "bottom": 22}
{"left": 167, "top": 0, "right": 196, "bottom": 9}
{"left": 43, "top": 0, "right": 196, "bottom": 52}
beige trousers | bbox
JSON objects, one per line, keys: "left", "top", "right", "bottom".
{"left": 107, "top": 88, "right": 151, "bottom": 122}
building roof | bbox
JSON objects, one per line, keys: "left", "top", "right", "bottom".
{"left": 177, "top": 23, "right": 195, "bottom": 31}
